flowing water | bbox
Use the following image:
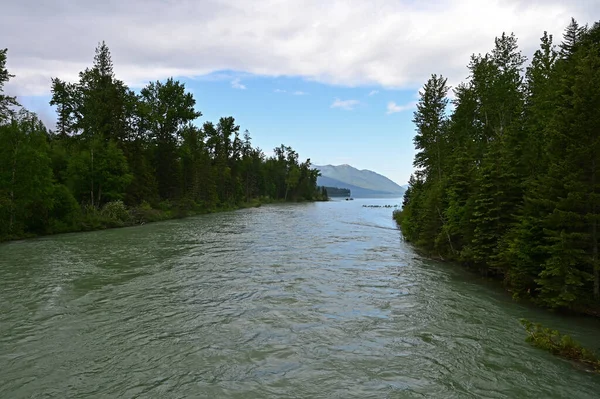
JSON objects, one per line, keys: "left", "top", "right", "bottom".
{"left": 2, "top": 198, "right": 600, "bottom": 398}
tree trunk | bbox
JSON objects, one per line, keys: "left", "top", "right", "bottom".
{"left": 437, "top": 206, "right": 455, "bottom": 256}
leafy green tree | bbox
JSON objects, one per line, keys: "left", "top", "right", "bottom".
{"left": 66, "top": 139, "right": 132, "bottom": 206}
{"left": 1, "top": 41, "right": 323, "bottom": 242}
{"left": 75, "top": 42, "right": 129, "bottom": 142}
{"left": 0, "top": 110, "right": 54, "bottom": 238}
{"left": 140, "top": 78, "right": 201, "bottom": 200}
{"left": 49, "top": 78, "right": 78, "bottom": 137}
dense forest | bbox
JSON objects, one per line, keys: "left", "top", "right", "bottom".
{"left": 0, "top": 43, "right": 325, "bottom": 242}
{"left": 396, "top": 19, "right": 600, "bottom": 312}
{"left": 323, "top": 187, "right": 350, "bottom": 197}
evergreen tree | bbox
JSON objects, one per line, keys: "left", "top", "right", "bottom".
{"left": 0, "top": 42, "right": 337, "bottom": 243}
{"left": 399, "top": 20, "right": 600, "bottom": 311}
{"left": 0, "top": 48, "right": 19, "bottom": 123}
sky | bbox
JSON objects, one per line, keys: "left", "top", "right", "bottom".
{"left": 2, "top": 0, "right": 598, "bottom": 185}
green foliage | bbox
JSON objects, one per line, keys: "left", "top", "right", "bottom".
{"left": 0, "top": 42, "right": 322, "bottom": 242}
{"left": 0, "top": 110, "right": 54, "bottom": 239}
{"left": 321, "top": 186, "right": 348, "bottom": 197}
{"left": 101, "top": 200, "right": 130, "bottom": 223}
{"left": 0, "top": 48, "right": 19, "bottom": 123}
{"left": 48, "top": 183, "right": 81, "bottom": 233}
{"left": 520, "top": 319, "right": 600, "bottom": 372}
{"left": 399, "top": 20, "right": 600, "bottom": 311}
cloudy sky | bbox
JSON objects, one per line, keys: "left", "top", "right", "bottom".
{"left": 2, "top": 0, "right": 597, "bottom": 185}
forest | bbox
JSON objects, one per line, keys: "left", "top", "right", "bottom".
{"left": 397, "top": 19, "right": 600, "bottom": 312}
{"left": 0, "top": 43, "right": 325, "bottom": 242}
{"left": 322, "top": 187, "right": 351, "bottom": 197}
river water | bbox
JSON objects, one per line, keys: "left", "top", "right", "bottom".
{"left": 1, "top": 198, "right": 600, "bottom": 398}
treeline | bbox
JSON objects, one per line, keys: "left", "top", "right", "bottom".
{"left": 0, "top": 43, "right": 324, "bottom": 242}
{"left": 323, "top": 187, "right": 351, "bottom": 197}
{"left": 397, "top": 19, "right": 600, "bottom": 311}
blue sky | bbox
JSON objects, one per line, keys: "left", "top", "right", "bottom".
{"left": 5, "top": 0, "right": 597, "bottom": 186}
{"left": 186, "top": 74, "right": 418, "bottom": 185}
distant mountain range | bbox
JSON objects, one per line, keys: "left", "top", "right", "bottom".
{"left": 315, "top": 164, "right": 406, "bottom": 198}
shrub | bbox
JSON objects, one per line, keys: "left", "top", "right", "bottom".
{"left": 130, "top": 201, "right": 167, "bottom": 224}
{"left": 158, "top": 200, "right": 173, "bottom": 212}
{"left": 48, "top": 184, "right": 81, "bottom": 232}
{"left": 520, "top": 319, "right": 600, "bottom": 373}
{"left": 101, "top": 200, "right": 130, "bottom": 223}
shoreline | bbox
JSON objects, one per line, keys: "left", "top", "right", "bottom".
{"left": 1, "top": 198, "right": 327, "bottom": 244}
{"left": 392, "top": 212, "right": 600, "bottom": 319}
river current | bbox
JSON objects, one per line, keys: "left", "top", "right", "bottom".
{"left": 2, "top": 198, "right": 600, "bottom": 398}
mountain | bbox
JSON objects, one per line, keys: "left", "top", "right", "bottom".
{"left": 315, "top": 164, "right": 405, "bottom": 198}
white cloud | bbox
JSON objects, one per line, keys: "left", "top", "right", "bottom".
{"left": 368, "top": 90, "right": 379, "bottom": 96}
{"left": 331, "top": 98, "right": 360, "bottom": 110}
{"left": 387, "top": 101, "right": 416, "bottom": 114}
{"left": 231, "top": 78, "right": 246, "bottom": 89}
{"left": 1, "top": 0, "right": 597, "bottom": 96}
{"left": 275, "top": 89, "right": 308, "bottom": 95}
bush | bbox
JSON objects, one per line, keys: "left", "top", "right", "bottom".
{"left": 48, "top": 184, "right": 81, "bottom": 232}
{"left": 175, "top": 197, "right": 197, "bottom": 217}
{"left": 101, "top": 200, "right": 130, "bottom": 223}
{"left": 520, "top": 319, "right": 600, "bottom": 373}
{"left": 130, "top": 200, "right": 168, "bottom": 224}
{"left": 158, "top": 200, "right": 173, "bottom": 212}
{"left": 392, "top": 209, "right": 403, "bottom": 224}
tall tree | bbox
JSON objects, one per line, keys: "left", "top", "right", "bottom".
{"left": 140, "top": 78, "right": 201, "bottom": 199}
{"left": 412, "top": 74, "right": 450, "bottom": 181}
{"left": 0, "top": 48, "right": 19, "bottom": 123}
{"left": 49, "top": 78, "right": 78, "bottom": 137}
{"left": 1, "top": 41, "right": 324, "bottom": 243}
{"left": 0, "top": 110, "right": 54, "bottom": 238}
{"left": 398, "top": 20, "right": 600, "bottom": 311}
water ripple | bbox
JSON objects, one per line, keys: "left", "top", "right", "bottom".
{"left": 1, "top": 199, "right": 600, "bottom": 398}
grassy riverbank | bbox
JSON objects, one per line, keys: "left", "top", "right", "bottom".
{"left": 1, "top": 197, "right": 325, "bottom": 243}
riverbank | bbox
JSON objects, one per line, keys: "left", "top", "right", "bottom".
{"left": 392, "top": 210, "right": 600, "bottom": 318}
{"left": 0, "top": 197, "right": 326, "bottom": 244}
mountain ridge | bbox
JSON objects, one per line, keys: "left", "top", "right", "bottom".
{"left": 315, "top": 164, "right": 405, "bottom": 198}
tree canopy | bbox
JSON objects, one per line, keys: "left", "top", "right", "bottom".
{"left": 397, "top": 19, "right": 600, "bottom": 312}
{"left": 0, "top": 43, "right": 324, "bottom": 241}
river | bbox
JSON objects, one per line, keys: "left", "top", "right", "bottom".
{"left": 1, "top": 198, "right": 600, "bottom": 398}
